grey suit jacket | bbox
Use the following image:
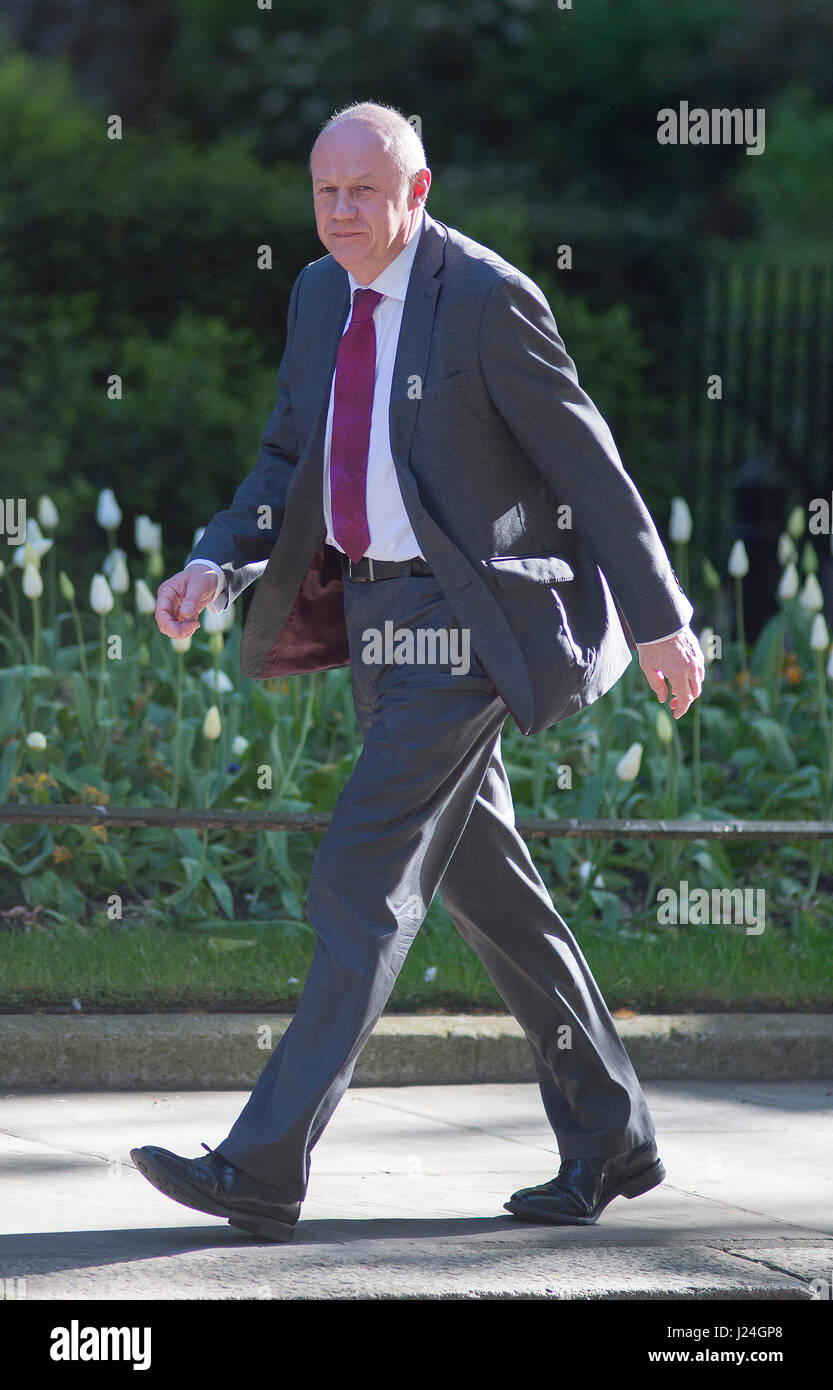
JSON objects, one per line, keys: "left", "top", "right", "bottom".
{"left": 187, "top": 210, "right": 693, "bottom": 735}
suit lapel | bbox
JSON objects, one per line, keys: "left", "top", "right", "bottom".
{"left": 288, "top": 266, "right": 350, "bottom": 519}
{"left": 389, "top": 213, "right": 446, "bottom": 477}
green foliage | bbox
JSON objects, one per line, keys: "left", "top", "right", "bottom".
{"left": 0, "top": 36, "right": 316, "bottom": 568}
{"left": 732, "top": 84, "right": 833, "bottom": 253}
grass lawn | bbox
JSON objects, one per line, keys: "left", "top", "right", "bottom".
{"left": 2, "top": 897, "right": 831, "bottom": 1013}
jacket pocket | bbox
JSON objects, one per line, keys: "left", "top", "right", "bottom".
{"left": 418, "top": 368, "right": 471, "bottom": 403}
{"left": 480, "top": 553, "right": 575, "bottom": 585}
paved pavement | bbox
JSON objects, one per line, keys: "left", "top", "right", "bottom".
{"left": 2, "top": 1079, "right": 832, "bottom": 1300}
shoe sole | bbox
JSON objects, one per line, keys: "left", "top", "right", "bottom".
{"left": 130, "top": 1148, "right": 297, "bottom": 1243}
{"left": 503, "top": 1157, "right": 666, "bottom": 1226}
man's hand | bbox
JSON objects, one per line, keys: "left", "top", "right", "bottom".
{"left": 155, "top": 566, "right": 220, "bottom": 639}
{"left": 638, "top": 625, "right": 705, "bottom": 719}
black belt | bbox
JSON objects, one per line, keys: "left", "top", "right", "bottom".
{"left": 341, "top": 554, "right": 433, "bottom": 582}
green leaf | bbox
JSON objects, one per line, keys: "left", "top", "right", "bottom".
{"left": 280, "top": 887, "right": 304, "bottom": 921}
{"left": 750, "top": 717, "right": 798, "bottom": 773}
{"left": 56, "top": 875, "right": 87, "bottom": 922}
{"left": 70, "top": 671, "right": 97, "bottom": 755}
{"left": 0, "top": 740, "right": 21, "bottom": 801}
{"left": 204, "top": 867, "right": 234, "bottom": 918}
{"left": 174, "top": 828, "right": 203, "bottom": 858}
{"left": 577, "top": 773, "right": 605, "bottom": 819}
{"left": 589, "top": 889, "right": 621, "bottom": 928}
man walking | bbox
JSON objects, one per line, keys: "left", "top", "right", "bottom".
{"left": 136, "top": 101, "right": 704, "bottom": 1241}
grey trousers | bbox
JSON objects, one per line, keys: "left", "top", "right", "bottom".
{"left": 215, "top": 568, "right": 655, "bottom": 1201}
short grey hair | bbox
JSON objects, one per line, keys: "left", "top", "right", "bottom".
{"left": 309, "top": 101, "right": 428, "bottom": 192}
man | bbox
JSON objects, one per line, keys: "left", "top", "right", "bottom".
{"left": 135, "top": 101, "right": 704, "bottom": 1242}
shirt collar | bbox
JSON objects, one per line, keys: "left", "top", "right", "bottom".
{"left": 346, "top": 207, "right": 425, "bottom": 304}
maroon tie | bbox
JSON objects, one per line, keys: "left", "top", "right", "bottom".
{"left": 330, "top": 287, "right": 383, "bottom": 563}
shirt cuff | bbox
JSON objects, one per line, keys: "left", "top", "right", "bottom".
{"left": 184, "top": 559, "right": 228, "bottom": 612}
{"left": 636, "top": 624, "right": 686, "bottom": 648}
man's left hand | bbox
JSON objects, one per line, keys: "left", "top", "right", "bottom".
{"left": 638, "top": 625, "right": 705, "bottom": 719}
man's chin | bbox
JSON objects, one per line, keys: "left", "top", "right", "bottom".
{"left": 327, "top": 241, "right": 370, "bottom": 273}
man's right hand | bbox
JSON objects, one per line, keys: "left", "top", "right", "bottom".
{"left": 155, "top": 566, "right": 220, "bottom": 639}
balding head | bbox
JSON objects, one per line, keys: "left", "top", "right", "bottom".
{"left": 310, "top": 102, "right": 427, "bottom": 193}
{"left": 310, "top": 102, "right": 431, "bottom": 284}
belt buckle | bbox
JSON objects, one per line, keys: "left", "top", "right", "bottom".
{"left": 347, "top": 556, "right": 373, "bottom": 582}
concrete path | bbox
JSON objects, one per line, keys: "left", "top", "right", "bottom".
{"left": 2, "top": 1079, "right": 832, "bottom": 1300}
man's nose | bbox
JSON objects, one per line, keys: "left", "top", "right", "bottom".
{"left": 331, "top": 192, "right": 357, "bottom": 220}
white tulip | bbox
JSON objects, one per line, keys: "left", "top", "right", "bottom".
{"left": 192, "top": 526, "right": 206, "bottom": 548}
{"left": 799, "top": 573, "right": 824, "bottom": 614}
{"left": 810, "top": 614, "right": 829, "bottom": 652}
{"left": 90, "top": 573, "right": 114, "bottom": 615}
{"left": 25, "top": 731, "right": 47, "bottom": 749}
{"left": 37, "top": 495, "right": 59, "bottom": 530}
{"left": 108, "top": 552, "right": 130, "bottom": 594}
{"left": 231, "top": 735, "right": 250, "bottom": 756}
{"left": 578, "top": 861, "right": 605, "bottom": 887}
{"left": 698, "top": 627, "right": 715, "bottom": 664}
{"left": 135, "top": 515, "right": 162, "bottom": 553}
{"left": 777, "top": 562, "right": 799, "bottom": 602}
{"left": 777, "top": 532, "right": 796, "bottom": 567}
{"left": 102, "top": 547, "right": 127, "bottom": 579}
{"left": 669, "top": 497, "right": 692, "bottom": 544}
{"left": 727, "top": 540, "right": 749, "bottom": 578}
{"left": 827, "top": 647, "right": 833, "bottom": 683}
{"left": 22, "top": 562, "right": 43, "bottom": 599}
{"left": 786, "top": 505, "right": 805, "bottom": 540}
{"left": 171, "top": 634, "right": 192, "bottom": 654}
{"left": 13, "top": 538, "right": 52, "bottom": 567}
{"left": 202, "top": 606, "right": 226, "bottom": 634}
{"left": 134, "top": 579, "right": 156, "bottom": 615}
{"left": 96, "top": 488, "right": 122, "bottom": 530}
{"left": 202, "top": 669, "right": 233, "bottom": 693}
{"left": 203, "top": 705, "right": 222, "bottom": 740}
{"left": 615, "top": 741, "right": 643, "bottom": 781}
{"left": 202, "top": 598, "right": 235, "bottom": 634}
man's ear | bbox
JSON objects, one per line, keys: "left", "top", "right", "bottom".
{"left": 410, "top": 169, "right": 431, "bottom": 207}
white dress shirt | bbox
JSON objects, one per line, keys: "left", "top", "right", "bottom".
{"left": 186, "top": 207, "right": 684, "bottom": 644}
{"left": 322, "top": 210, "right": 426, "bottom": 562}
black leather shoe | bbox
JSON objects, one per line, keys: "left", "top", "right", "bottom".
{"left": 130, "top": 1143, "right": 299, "bottom": 1241}
{"left": 504, "top": 1138, "right": 665, "bottom": 1226}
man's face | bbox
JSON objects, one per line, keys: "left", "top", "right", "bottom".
{"left": 310, "top": 122, "right": 430, "bottom": 284}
